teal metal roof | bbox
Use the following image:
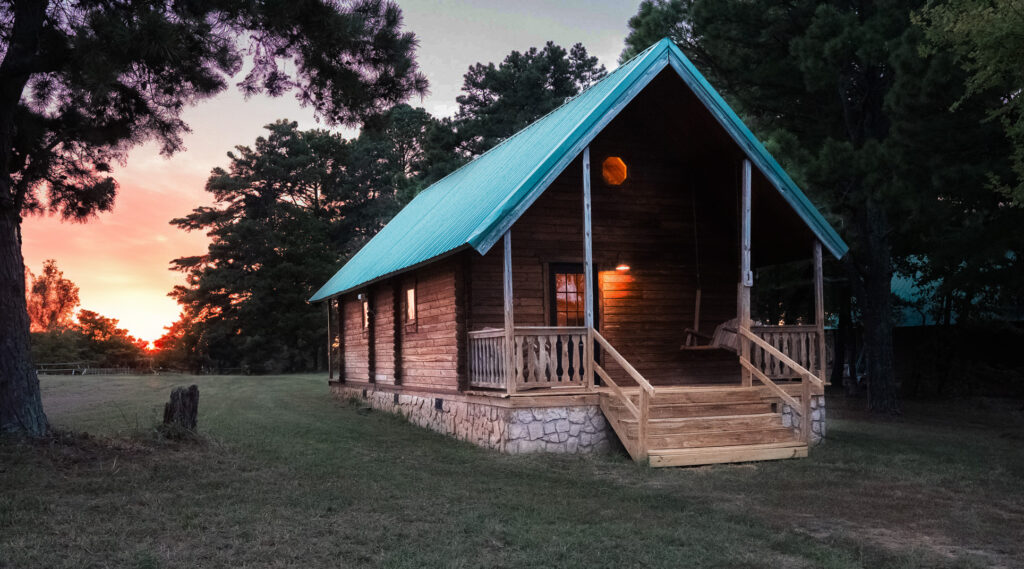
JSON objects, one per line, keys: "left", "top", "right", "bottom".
{"left": 310, "top": 38, "right": 849, "bottom": 302}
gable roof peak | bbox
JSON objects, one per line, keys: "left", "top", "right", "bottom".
{"left": 310, "top": 38, "right": 847, "bottom": 302}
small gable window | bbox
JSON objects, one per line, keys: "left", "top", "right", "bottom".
{"left": 602, "top": 156, "right": 627, "bottom": 186}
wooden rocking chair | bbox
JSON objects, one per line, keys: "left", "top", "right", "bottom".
{"left": 681, "top": 318, "right": 740, "bottom": 353}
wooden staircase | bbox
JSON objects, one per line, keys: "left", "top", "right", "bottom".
{"left": 599, "top": 385, "right": 807, "bottom": 467}
{"left": 591, "top": 328, "right": 817, "bottom": 468}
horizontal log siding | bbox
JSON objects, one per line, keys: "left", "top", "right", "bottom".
{"left": 373, "top": 286, "right": 396, "bottom": 384}
{"left": 342, "top": 294, "right": 370, "bottom": 382}
{"left": 398, "top": 261, "right": 460, "bottom": 391}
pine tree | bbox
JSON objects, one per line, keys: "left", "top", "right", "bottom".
{"left": 0, "top": 0, "right": 427, "bottom": 436}
{"left": 622, "top": 0, "right": 1020, "bottom": 412}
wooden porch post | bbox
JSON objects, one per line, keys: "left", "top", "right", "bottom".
{"left": 738, "top": 159, "right": 753, "bottom": 387}
{"left": 503, "top": 230, "right": 517, "bottom": 394}
{"left": 582, "top": 146, "right": 595, "bottom": 390}
{"left": 814, "top": 241, "right": 825, "bottom": 382}
{"left": 326, "top": 299, "right": 333, "bottom": 381}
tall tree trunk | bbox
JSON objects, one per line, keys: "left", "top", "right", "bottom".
{"left": 830, "top": 280, "right": 849, "bottom": 390}
{"left": 0, "top": 207, "right": 48, "bottom": 436}
{"left": 0, "top": 0, "right": 49, "bottom": 436}
{"left": 858, "top": 201, "right": 899, "bottom": 413}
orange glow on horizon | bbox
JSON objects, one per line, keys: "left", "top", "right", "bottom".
{"left": 15, "top": 7, "right": 641, "bottom": 347}
{"left": 21, "top": 144, "right": 216, "bottom": 345}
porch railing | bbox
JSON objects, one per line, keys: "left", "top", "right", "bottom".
{"left": 467, "top": 328, "right": 506, "bottom": 388}
{"left": 468, "top": 326, "right": 588, "bottom": 390}
{"left": 749, "top": 325, "right": 825, "bottom": 380}
{"left": 513, "top": 326, "right": 588, "bottom": 390}
{"left": 738, "top": 326, "right": 824, "bottom": 443}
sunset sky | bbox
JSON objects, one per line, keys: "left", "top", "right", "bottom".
{"left": 21, "top": 0, "right": 642, "bottom": 344}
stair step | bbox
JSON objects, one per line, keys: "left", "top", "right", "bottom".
{"left": 620, "top": 413, "right": 784, "bottom": 434}
{"left": 648, "top": 442, "right": 808, "bottom": 468}
{"left": 646, "top": 427, "right": 798, "bottom": 450}
{"left": 619, "top": 386, "right": 765, "bottom": 406}
{"left": 611, "top": 401, "right": 776, "bottom": 418}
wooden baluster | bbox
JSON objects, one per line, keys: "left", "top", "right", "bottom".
{"left": 525, "top": 336, "right": 535, "bottom": 384}
{"left": 560, "top": 333, "right": 569, "bottom": 382}
{"left": 494, "top": 338, "right": 499, "bottom": 384}
{"left": 482, "top": 339, "right": 488, "bottom": 384}
{"left": 547, "top": 334, "right": 556, "bottom": 382}
{"left": 790, "top": 331, "right": 798, "bottom": 376}
{"left": 511, "top": 336, "right": 520, "bottom": 385}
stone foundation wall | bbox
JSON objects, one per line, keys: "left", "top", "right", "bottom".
{"left": 781, "top": 395, "right": 826, "bottom": 445}
{"left": 331, "top": 385, "right": 611, "bottom": 454}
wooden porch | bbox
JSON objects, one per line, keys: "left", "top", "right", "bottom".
{"left": 464, "top": 150, "right": 828, "bottom": 467}
{"left": 468, "top": 323, "right": 826, "bottom": 466}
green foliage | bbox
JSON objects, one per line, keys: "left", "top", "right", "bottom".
{"left": 25, "top": 259, "right": 79, "bottom": 332}
{"left": 167, "top": 116, "right": 435, "bottom": 372}
{"left": 622, "top": 0, "right": 1024, "bottom": 411}
{"left": 162, "top": 40, "right": 610, "bottom": 373}
{"left": 450, "top": 41, "right": 607, "bottom": 157}
{"left": 916, "top": 0, "right": 1024, "bottom": 202}
{"left": 0, "top": 0, "right": 428, "bottom": 435}
{"left": 1, "top": 0, "right": 427, "bottom": 222}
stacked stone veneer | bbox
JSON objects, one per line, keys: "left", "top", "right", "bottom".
{"left": 332, "top": 385, "right": 611, "bottom": 454}
{"left": 781, "top": 395, "right": 826, "bottom": 445}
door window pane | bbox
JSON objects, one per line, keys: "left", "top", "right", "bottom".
{"left": 553, "top": 269, "right": 585, "bottom": 327}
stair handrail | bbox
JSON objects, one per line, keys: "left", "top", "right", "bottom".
{"left": 739, "top": 327, "right": 823, "bottom": 387}
{"left": 592, "top": 330, "right": 654, "bottom": 461}
{"left": 592, "top": 330, "right": 655, "bottom": 396}
{"left": 739, "top": 327, "right": 817, "bottom": 443}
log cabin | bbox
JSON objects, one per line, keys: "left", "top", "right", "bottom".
{"left": 310, "top": 38, "right": 848, "bottom": 467}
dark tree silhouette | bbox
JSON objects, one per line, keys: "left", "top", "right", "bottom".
{"left": 0, "top": 0, "right": 427, "bottom": 436}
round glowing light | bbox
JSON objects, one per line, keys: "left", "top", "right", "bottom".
{"left": 602, "top": 156, "right": 627, "bottom": 186}
{"left": 615, "top": 264, "right": 631, "bottom": 272}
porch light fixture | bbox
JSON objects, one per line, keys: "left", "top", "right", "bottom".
{"left": 615, "top": 253, "right": 630, "bottom": 272}
{"left": 602, "top": 156, "right": 627, "bottom": 186}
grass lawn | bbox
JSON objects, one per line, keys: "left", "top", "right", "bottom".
{"left": 2, "top": 374, "right": 1023, "bottom": 568}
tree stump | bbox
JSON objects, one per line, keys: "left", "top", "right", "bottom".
{"left": 163, "top": 385, "right": 199, "bottom": 431}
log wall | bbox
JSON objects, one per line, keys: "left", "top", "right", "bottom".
{"left": 342, "top": 295, "right": 370, "bottom": 381}
{"left": 395, "top": 260, "right": 461, "bottom": 392}
{"left": 373, "top": 285, "right": 396, "bottom": 384}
